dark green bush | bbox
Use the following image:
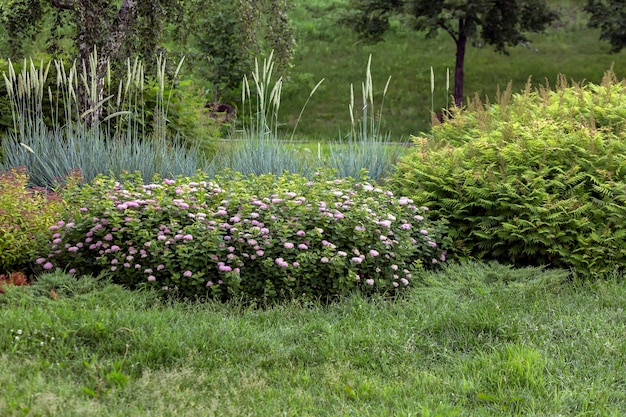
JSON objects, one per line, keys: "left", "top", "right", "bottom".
{"left": 392, "top": 71, "right": 626, "bottom": 275}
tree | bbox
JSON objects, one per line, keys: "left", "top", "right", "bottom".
{"left": 344, "top": 0, "right": 558, "bottom": 107}
{"left": 1, "top": 0, "right": 295, "bottom": 115}
{"left": 0, "top": 0, "right": 183, "bottom": 124}
{"left": 177, "top": 0, "right": 295, "bottom": 104}
{"left": 585, "top": 0, "right": 626, "bottom": 53}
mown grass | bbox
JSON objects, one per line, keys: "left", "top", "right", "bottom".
{"left": 2, "top": 262, "right": 625, "bottom": 416}
{"left": 280, "top": 0, "right": 626, "bottom": 140}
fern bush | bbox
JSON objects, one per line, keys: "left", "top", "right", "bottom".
{"left": 392, "top": 70, "right": 626, "bottom": 275}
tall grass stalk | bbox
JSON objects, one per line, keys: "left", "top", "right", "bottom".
{"left": 1, "top": 53, "right": 208, "bottom": 187}
{"left": 329, "top": 55, "right": 400, "bottom": 182}
{"left": 222, "top": 52, "right": 321, "bottom": 176}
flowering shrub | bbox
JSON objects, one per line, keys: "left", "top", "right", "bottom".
{"left": 37, "top": 171, "right": 449, "bottom": 301}
{"left": 0, "top": 167, "right": 70, "bottom": 274}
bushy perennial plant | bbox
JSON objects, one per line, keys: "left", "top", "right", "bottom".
{"left": 37, "top": 171, "right": 448, "bottom": 301}
{"left": 393, "top": 71, "right": 626, "bottom": 274}
{"left": 0, "top": 167, "right": 72, "bottom": 274}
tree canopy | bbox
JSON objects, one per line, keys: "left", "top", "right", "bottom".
{"left": 344, "top": 0, "right": 558, "bottom": 107}
{"left": 585, "top": 0, "right": 626, "bottom": 53}
{"left": 0, "top": 0, "right": 182, "bottom": 65}
{"left": 0, "top": 0, "right": 295, "bottom": 121}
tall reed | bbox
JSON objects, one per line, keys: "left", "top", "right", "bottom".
{"left": 221, "top": 51, "right": 323, "bottom": 176}
{"left": 1, "top": 52, "right": 208, "bottom": 187}
{"left": 329, "top": 55, "right": 401, "bottom": 182}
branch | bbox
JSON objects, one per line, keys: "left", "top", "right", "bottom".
{"left": 439, "top": 21, "right": 458, "bottom": 44}
{"left": 102, "top": 0, "right": 137, "bottom": 59}
{"left": 50, "top": 0, "right": 75, "bottom": 10}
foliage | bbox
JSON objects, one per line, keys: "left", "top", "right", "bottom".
{"left": 342, "top": 0, "right": 558, "bottom": 106}
{"left": 36, "top": 170, "right": 448, "bottom": 302}
{"left": 2, "top": 264, "right": 626, "bottom": 415}
{"left": 585, "top": 0, "right": 626, "bottom": 52}
{"left": 220, "top": 53, "right": 316, "bottom": 176}
{"left": 392, "top": 70, "right": 626, "bottom": 275}
{"left": 0, "top": 0, "right": 182, "bottom": 65}
{"left": 180, "top": 0, "right": 296, "bottom": 103}
{"left": 0, "top": 57, "right": 213, "bottom": 187}
{"left": 329, "top": 55, "right": 401, "bottom": 182}
{"left": 0, "top": 167, "right": 71, "bottom": 275}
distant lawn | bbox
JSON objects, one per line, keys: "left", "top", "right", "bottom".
{"left": 2, "top": 262, "right": 625, "bottom": 416}
{"left": 281, "top": 0, "right": 626, "bottom": 141}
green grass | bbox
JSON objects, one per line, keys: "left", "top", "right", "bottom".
{"left": 2, "top": 262, "right": 625, "bottom": 416}
{"left": 279, "top": 0, "right": 626, "bottom": 141}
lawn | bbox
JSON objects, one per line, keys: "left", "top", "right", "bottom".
{"left": 278, "top": 0, "right": 626, "bottom": 141}
{"left": 2, "top": 262, "right": 625, "bottom": 416}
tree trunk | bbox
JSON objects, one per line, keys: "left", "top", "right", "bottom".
{"left": 78, "top": 0, "right": 138, "bottom": 126}
{"left": 453, "top": 18, "right": 467, "bottom": 108}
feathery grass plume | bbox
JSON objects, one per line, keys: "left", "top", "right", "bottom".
{"left": 1, "top": 53, "right": 208, "bottom": 187}
{"left": 329, "top": 55, "right": 401, "bottom": 182}
{"left": 222, "top": 51, "right": 322, "bottom": 176}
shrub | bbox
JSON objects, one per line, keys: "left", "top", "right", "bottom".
{"left": 0, "top": 56, "right": 215, "bottom": 187}
{"left": 36, "top": 171, "right": 449, "bottom": 302}
{"left": 0, "top": 167, "right": 71, "bottom": 274}
{"left": 392, "top": 70, "right": 626, "bottom": 275}
{"left": 0, "top": 271, "right": 28, "bottom": 294}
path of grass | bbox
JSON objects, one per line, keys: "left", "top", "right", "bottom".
{"left": 1, "top": 262, "right": 625, "bottom": 416}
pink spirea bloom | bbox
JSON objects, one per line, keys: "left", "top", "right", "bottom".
{"left": 298, "top": 244, "right": 308, "bottom": 250}
{"left": 379, "top": 220, "right": 392, "bottom": 228}
{"left": 147, "top": 275, "right": 156, "bottom": 282}
{"left": 69, "top": 269, "right": 76, "bottom": 274}
{"left": 43, "top": 262, "right": 53, "bottom": 270}
{"left": 401, "top": 223, "right": 412, "bottom": 230}
{"left": 420, "top": 229, "right": 429, "bottom": 235}
{"left": 365, "top": 279, "right": 375, "bottom": 286}
{"left": 68, "top": 246, "right": 79, "bottom": 252}
{"left": 36, "top": 258, "right": 46, "bottom": 264}
{"left": 284, "top": 242, "right": 294, "bottom": 249}
{"left": 351, "top": 257, "right": 363, "bottom": 264}
{"left": 369, "top": 250, "right": 379, "bottom": 257}
{"left": 157, "top": 264, "right": 165, "bottom": 271}
{"left": 296, "top": 230, "right": 306, "bottom": 237}
{"left": 183, "top": 270, "right": 193, "bottom": 277}
{"left": 104, "top": 233, "right": 113, "bottom": 241}
{"left": 428, "top": 241, "right": 437, "bottom": 247}
{"left": 111, "top": 245, "right": 121, "bottom": 251}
